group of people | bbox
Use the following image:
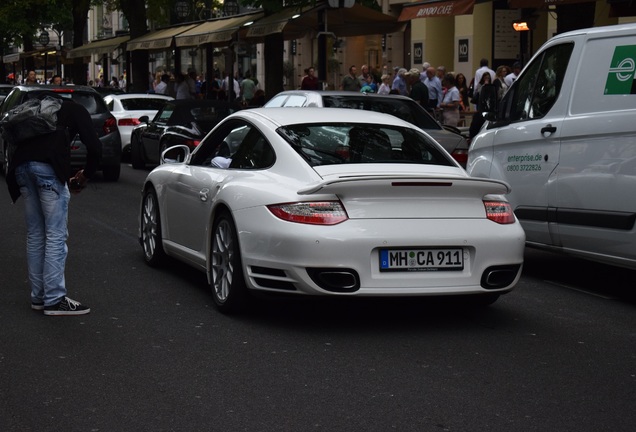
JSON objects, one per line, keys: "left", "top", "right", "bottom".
{"left": 148, "top": 69, "right": 264, "bottom": 106}
{"left": 335, "top": 59, "right": 522, "bottom": 129}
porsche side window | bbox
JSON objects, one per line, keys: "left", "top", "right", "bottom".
{"left": 190, "top": 122, "right": 248, "bottom": 167}
{"left": 230, "top": 130, "right": 275, "bottom": 169}
{"left": 507, "top": 43, "right": 573, "bottom": 122}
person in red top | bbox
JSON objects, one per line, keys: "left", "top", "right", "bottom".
{"left": 301, "top": 67, "right": 320, "bottom": 90}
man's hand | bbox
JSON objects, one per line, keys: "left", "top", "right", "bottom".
{"left": 69, "top": 169, "right": 88, "bottom": 194}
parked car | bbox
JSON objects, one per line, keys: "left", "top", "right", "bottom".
{"left": 264, "top": 90, "right": 470, "bottom": 167}
{"left": 0, "top": 85, "right": 122, "bottom": 181}
{"left": 467, "top": 22, "right": 636, "bottom": 270}
{"left": 103, "top": 93, "right": 174, "bottom": 154}
{"left": 138, "top": 107, "right": 525, "bottom": 313}
{"left": 130, "top": 99, "right": 242, "bottom": 169}
{"left": 0, "top": 84, "right": 14, "bottom": 103}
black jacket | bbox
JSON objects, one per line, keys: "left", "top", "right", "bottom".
{"left": 6, "top": 99, "right": 102, "bottom": 203}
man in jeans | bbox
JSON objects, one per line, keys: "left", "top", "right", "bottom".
{"left": 5, "top": 92, "right": 101, "bottom": 315}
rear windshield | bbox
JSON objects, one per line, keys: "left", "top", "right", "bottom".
{"left": 277, "top": 123, "right": 453, "bottom": 167}
{"left": 121, "top": 98, "right": 169, "bottom": 111}
{"left": 321, "top": 96, "right": 442, "bottom": 130}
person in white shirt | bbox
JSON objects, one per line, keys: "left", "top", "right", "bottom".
{"left": 504, "top": 62, "right": 522, "bottom": 87}
{"left": 175, "top": 73, "right": 193, "bottom": 100}
{"left": 473, "top": 58, "right": 496, "bottom": 95}
{"left": 154, "top": 74, "right": 169, "bottom": 95}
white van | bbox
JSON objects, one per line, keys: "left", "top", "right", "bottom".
{"left": 467, "top": 23, "right": 636, "bottom": 269}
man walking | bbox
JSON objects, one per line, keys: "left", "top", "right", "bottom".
{"left": 4, "top": 92, "right": 102, "bottom": 315}
{"left": 340, "top": 65, "right": 362, "bottom": 92}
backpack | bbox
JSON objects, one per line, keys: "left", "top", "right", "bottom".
{"left": 0, "top": 96, "right": 63, "bottom": 145}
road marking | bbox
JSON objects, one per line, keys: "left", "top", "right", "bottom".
{"left": 545, "top": 280, "right": 618, "bottom": 300}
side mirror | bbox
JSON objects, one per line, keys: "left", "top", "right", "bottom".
{"left": 138, "top": 115, "right": 149, "bottom": 124}
{"left": 161, "top": 144, "right": 191, "bottom": 165}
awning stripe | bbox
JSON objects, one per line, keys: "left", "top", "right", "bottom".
{"left": 66, "top": 35, "right": 129, "bottom": 59}
{"left": 127, "top": 24, "right": 198, "bottom": 51}
{"left": 175, "top": 12, "right": 264, "bottom": 47}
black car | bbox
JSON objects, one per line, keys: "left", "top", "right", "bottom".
{"left": 130, "top": 99, "right": 242, "bottom": 169}
{"left": 0, "top": 85, "right": 122, "bottom": 181}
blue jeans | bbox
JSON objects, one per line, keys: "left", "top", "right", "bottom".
{"left": 15, "top": 162, "right": 70, "bottom": 307}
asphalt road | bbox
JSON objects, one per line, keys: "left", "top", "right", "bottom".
{"left": 1, "top": 165, "right": 634, "bottom": 432}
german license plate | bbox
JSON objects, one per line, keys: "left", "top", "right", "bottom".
{"left": 379, "top": 248, "right": 464, "bottom": 272}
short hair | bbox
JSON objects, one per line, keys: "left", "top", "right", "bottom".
{"left": 349, "top": 65, "right": 356, "bottom": 73}
{"left": 480, "top": 58, "right": 489, "bottom": 67}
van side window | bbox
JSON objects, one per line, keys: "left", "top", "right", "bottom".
{"left": 507, "top": 43, "right": 574, "bottom": 122}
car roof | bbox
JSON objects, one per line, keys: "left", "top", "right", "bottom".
{"left": 12, "top": 84, "right": 98, "bottom": 93}
{"left": 240, "top": 107, "right": 414, "bottom": 128}
{"left": 272, "top": 90, "right": 415, "bottom": 102}
{"left": 105, "top": 93, "right": 174, "bottom": 100}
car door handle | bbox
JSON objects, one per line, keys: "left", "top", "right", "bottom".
{"left": 541, "top": 124, "right": 557, "bottom": 135}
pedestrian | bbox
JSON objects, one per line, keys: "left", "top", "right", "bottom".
{"left": 340, "top": 65, "right": 362, "bottom": 92}
{"left": 406, "top": 68, "right": 429, "bottom": 108}
{"left": 4, "top": 92, "right": 102, "bottom": 315}
{"left": 175, "top": 72, "right": 193, "bottom": 100}
{"left": 300, "top": 67, "right": 320, "bottom": 90}
{"left": 391, "top": 67, "right": 408, "bottom": 96}
{"left": 24, "top": 70, "right": 37, "bottom": 86}
{"left": 439, "top": 73, "right": 460, "bottom": 127}
{"left": 240, "top": 71, "right": 256, "bottom": 105}
{"left": 154, "top": 73, "right": 170, "bottom": 95}
{"left": 377, "top": 74, "right": 392, "bottom": 95}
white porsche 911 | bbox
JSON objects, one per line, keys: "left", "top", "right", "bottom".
{"left": 139, "top": 108, "right": 525, "bottom": 313}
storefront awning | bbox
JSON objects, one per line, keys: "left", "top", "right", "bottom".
{"left": 398, "top": 0, "right": 475, "bottom": 21}
{"left": 66, "top": 35, "right": 129, "bottom": 59}
{"left": 245, "top": 3, "right": 404, "bottom": 41}
{"left": 127, "top": 23, "right": 198, "bottom": 51}
{"left": 507, "top": 0, "right": 595, "bottom": 8}
{"left": 175, "top": 12, "right": 264, "bottom": 47}
{"left": 3, "top": 53, "right": 20, "bottom": 64}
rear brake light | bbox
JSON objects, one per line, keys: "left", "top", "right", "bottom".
{"left": 267, "top": 201, "right": 348, "bottom": 225}
{"left": 184, "top": 139, "right": 201, "bottom": 147}
{"left": 451, "top": 149, "right": 468, "bottom": 167}
{"left": 484, "top": 200, "right": 515, "bottom": 224}
{"left": 103, "top": 117, "right": 117, "bottom": 134}
{"left": 118, "top": 118, "right": 141, "bottom": 126}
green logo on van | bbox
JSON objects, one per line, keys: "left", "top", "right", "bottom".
{"left": 605, "top": 45, "right": 636, "bottom": 95}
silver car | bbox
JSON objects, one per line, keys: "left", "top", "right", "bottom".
{"left": 265, "top": 90, "right": 469, "bottom": 167}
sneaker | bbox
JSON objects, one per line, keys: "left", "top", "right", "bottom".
{"left": 31, "top": 302, "right": 45, "bottom": 311}
{"left": 43, "top": 297, "right": 91, "bottom": 316}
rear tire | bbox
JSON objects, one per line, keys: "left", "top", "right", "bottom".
{"left": 140, "top": 187, "right": 166, "bottom": 267}
{"left": 211, "top": 211, "right": 248, "bottom": 313}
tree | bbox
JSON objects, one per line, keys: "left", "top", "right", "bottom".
{"left": 0, "top": 0, "right": 76, "bottom": 83}
{"left": 239, "top": 0, "right": 316, "bottom": 98}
